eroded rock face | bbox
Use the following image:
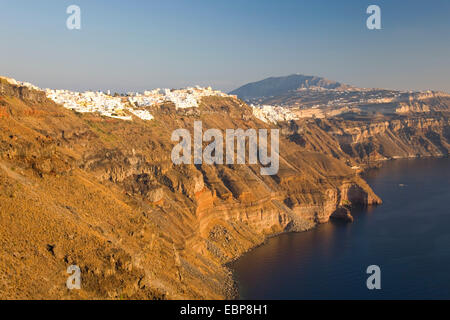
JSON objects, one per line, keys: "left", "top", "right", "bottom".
{"left": 281, "top": 114, "right": 449, "bottom": 166}
{"left": 331, "top": 206, "right": 354, "bottom": 222}
{"left": 0, "top": 80, "right": 446, "bottom": 300}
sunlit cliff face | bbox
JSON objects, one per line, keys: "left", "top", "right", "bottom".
{"left": 0, "top": 77, "right": 448, "bottom": 299}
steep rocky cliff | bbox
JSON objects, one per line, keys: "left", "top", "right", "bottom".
{"left": 1, "top": 79, "right": 446, "bottom": 299}
{"left": 281, "top": 113, "right": 449, "bottom": 166}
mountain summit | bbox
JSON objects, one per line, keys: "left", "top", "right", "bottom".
{"left": 230, "top": 74, "right": 349, "bottom": 100}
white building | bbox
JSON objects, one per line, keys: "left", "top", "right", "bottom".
{"left": 251, "top": 104, "right": 299, "bottom": 124}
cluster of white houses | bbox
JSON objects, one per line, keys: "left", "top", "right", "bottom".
{"left": 251, "top": 104, "right": 299, "bottom": 124}
{"left": 129, "top": 86, "right": 235, "bottom": 109}
{"left": 2, "top": 76, "right": 297, "bottom": 124}
{"left": 45, "top": 86, "right": 236, "bottom": 120}
{"left": 2, "top": 76, "right": 240, "bottom": 121}
{"left": 45, "top": 89, "right": 135, "bottom": 120}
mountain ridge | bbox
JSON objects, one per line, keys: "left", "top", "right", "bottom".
{"left": 230, "top": 74, "right": 350, "bottom": 100}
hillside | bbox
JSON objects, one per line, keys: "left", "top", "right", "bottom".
{"left": 0, "top": 78, "right": 384, "bottom": 299}
{"left": 0, "top": 77, "right": 448, "bottom": 299}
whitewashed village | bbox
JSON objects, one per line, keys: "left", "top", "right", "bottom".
{"left": 45, "top": 86, "right": 239, "bottom": 121}
{"left": 1, "top": 76, "right": 299, "bottom": 124}
{"left": 251, "top": 104, "right": 299, "bottom": 124}
{"left": 3, "top": 75, "right": 450, "bottom": 124}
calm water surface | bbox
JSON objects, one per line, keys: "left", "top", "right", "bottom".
{"left": 230, "top": 158, "right": 450, "bottom": 299}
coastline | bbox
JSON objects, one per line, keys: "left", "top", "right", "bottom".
{"left": 0, "top": 77, "right": 448, "bottom": 299}
{"left": 224, "top": 155, "right": 449, "bottom": 300}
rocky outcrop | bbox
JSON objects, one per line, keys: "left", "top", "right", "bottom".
{"left": 330, "top": 206, "right": 354, "bottom": 222}
{"left": 0, "top": 78, "right": 47, "bottom": 104}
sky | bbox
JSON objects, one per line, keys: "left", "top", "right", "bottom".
{"left": 0, "top": 0, "right": 449, "bottom": 93}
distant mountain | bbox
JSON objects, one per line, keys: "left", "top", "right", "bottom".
{"left": 230, "top": 74, "right": 450, "bottom": 117}
{"left": 230, "top": 74, "right": 349, "bottom": 100}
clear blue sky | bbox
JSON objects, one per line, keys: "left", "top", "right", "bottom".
{"left": 1, "top": 0, "right": 449, "bottom": 93}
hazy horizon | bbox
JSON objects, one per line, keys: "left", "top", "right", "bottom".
{"left": 1, "top": 0, "right": 450, "bottom": 93}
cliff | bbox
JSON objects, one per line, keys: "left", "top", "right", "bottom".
{"left": 281, "top": 113, "right": 449, "bottom": 166}
{"left": 1, "top": 79, "right": 446, "bottom": 299}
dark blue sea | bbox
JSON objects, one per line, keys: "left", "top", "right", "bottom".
{"left": 230, "top": 158, "right": 450, "bottom": 299}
